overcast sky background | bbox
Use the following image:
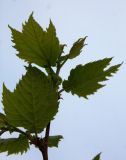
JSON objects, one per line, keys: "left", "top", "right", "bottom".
{"left": 0, "top": 0, "right": 126, "bottom": 160}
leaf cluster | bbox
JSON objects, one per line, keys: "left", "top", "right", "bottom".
{"left": 0, "top": 13, "right": 121, "bottom": 159}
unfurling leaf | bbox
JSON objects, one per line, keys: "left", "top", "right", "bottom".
{"left": 92, "top": 153, "right": 101, "bottom": 160}
{"left": 9, "top": 13, "right": 60, "bottom": 67}
{"left": 2, "top": 66, "right": 58, "bottom": 133}
{"left": 43, "top": 135, "right": 63, "bottom": 148}
{"left": 63, "top": 58, "right": 121, "bottom": 99}
{"left": 59, "top": 37, "right": 87, "bottom": 62}
{"left": 68, "top": 37, "right": 87, "bottom": 59}
{"left": 0, "top": 134, "right": 29, "bottom": 155}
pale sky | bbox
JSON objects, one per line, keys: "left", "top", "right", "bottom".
{"left": 0, "top": 0, "right": 126, "bottom": 160}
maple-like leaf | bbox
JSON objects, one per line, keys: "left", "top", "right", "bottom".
{"left": 0, "top": 134, "right": 29, "bottom": 155}
{"left": 2, "top": 66, "right": 58, "bottom": 133}
{"left": 9, "top": 13, "right": 60, "bottom": 67}
{"left": 63, "top": 58, "right": 121, "bottom": 99}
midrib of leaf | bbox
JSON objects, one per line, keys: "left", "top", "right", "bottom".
{"left": 22, "top": 36, "right": 44, "bottom": 60}
{"left": 73, "top": 71, "right": 108, "bottom": 91}
{"left": 31, "top": 74, "right": 37, "bottom": 133}
{"left": 30, "top": 19, "right": 48, "bottom": 62}
{"left": 17, "top": 85, "right": 32, "bottom": 112}
{"left": 48, "top": 27, "right": 56, "bottom": 65}
{"left": 21, "top": 21, "right": 45, "bottom": 62}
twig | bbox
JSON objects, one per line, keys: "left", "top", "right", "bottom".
{"left": 44, "top": 122, "right": 50, "bottom": 145}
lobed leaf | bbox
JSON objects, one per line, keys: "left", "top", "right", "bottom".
{"left": 0, "top": 134, "right": 29, "bottom": 155}
{"left": 2, "top": 66, "right": 58, "bottom": 133}
{"left": 9, "top": 13, "right": 60, "bottom": 67}
{"left": 63, "top": 58, "right": 121, "bottom": 99}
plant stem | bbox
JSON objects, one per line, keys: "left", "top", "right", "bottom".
{"left": 41, "top": 147, "right": 48, "bottom": 160}
{"left": 60, "top": 56, "right": 69, "bottom": 68}
{"left": 6, "top": 124, "right": 32, "bottom": 141}
{"left": 39, "top": 122, "right": 50, "bottom": 160}
{"left": 40, "top": 55, "right": 58, "bottom": 159}
{"left": 56, "top": 56, "right": 69, "bottom": 75}
{"left": 44, "top": 123, "right": 50, "bottom": 144}
{"left": 56, "top": 65, "right": 60, "bottom": 75}
{"left": 12, "top": 126, "right": 28, "bottom": 136}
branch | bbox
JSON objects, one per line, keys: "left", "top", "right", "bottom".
{"left": 38, "top": 122, "right": 51, "bottom": 160}
{"left": 60, "top": 56, "right": 69, "bottom": 68}
{"left": 6, "top": 124, "right": 32, "bottom": 140}
{"left": 56, "top": 63, "right": 61, "bottom": 75}
{"left": 56, "top": 56, "right": 69, "bottom": 75}
{"left": 44, "top": 122, "right": 50, "bottom": 146}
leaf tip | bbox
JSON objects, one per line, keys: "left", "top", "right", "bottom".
{"left": 31, "top": 11, "right": 34, "bottom": 16}
{"left": 92, "top": 152, "right": 102, "bottom": 160}
{"left": 8, "top": 25, "right": 13, "bottom": 31}
{"left": 29, "top": 11, "right": 34, "bottom": 19}
{"left": 120, "top": 61, "right": 124, "bottom": 66}
{"left": 2, "top": 83, "right": 7, "bottom": 91}
{"left": 48, "top": 19, "right": 55, "bottom": 30}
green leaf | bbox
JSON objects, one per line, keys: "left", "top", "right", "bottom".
{"left": 2, "top": 66, "right": 58, "bottom": 133}
{"left": 59, "top": 37, "right": 87, "bottom": 63}
{"left": 68, "top": 37, "right": 87, "bottom": 59}
{"left": 44, "top": 135, "right": 63, "bottom": 148}
{"left": 0, "top": 134, "right": 29, "bottom": 155}
{"left": 9, "top": 13, "right": 60, "bottom": 67}
{"left": 63, "top": 58, "right": 121, "bottom": 99}
{"left": 92, "top": 153, "right": 101, "bottom": 160}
